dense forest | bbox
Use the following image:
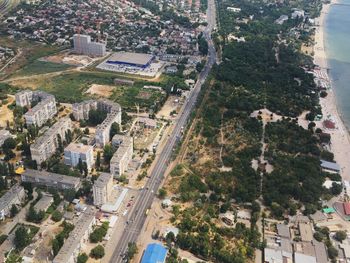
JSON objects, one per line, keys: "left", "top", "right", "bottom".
{"left": 165, "top": 0, "right": 338, "bottom": 262}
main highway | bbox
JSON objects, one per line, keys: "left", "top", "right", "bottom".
{"left": 108, "top": 1, "right": 217, "bottom": 262}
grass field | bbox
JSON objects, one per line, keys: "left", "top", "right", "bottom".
{"left": 12, "top": 60, "right": 74, "bottom": 77}
{"left": 7, "top": 71, "right": 167, "bottom": 110}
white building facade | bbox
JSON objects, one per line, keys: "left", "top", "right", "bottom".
{"left": 93, "top": 173, "right": 113, "bottom": 206}
{"left": 73, "top": 34, "right": 106, "bottom": 57}
{"left": 64, "top": 143, "right": 94, "bottom": 171}
{"left": 110, "top": 135, "right": 133, "bottom": 177}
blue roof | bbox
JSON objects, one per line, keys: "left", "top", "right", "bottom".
{"left": 320, "top": 160, "right": 340, "bottom": 171}
{"left": 141, "top": 243, "right": 167, "bottom": 263}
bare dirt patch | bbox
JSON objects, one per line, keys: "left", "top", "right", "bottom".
{"left": 85, "top": 84, "right": 115, "bottom": 98}
{"left": 0, "top": 96, "right": 14, "bottom": 127}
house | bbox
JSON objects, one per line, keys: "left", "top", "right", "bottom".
{"left": 0, "top": 130, "right": 11, "bottom": 147}
{"left": 320, "top": 160, "right": 340, "bottom": 173}
{"left": 34, "top": 194, "right": 54, "bottom": 213}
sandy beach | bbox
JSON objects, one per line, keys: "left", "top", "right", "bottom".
{"left": 313, "top": 0, "right": 350, "bottom": 182}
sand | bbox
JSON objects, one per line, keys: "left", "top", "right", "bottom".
{"left": 313, "top": 0, "right": 350, "bottom": 181}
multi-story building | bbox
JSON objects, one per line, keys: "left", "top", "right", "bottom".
{"left": 72, "top": 99, "right": 122, "bottom": 147}
{"left": 0, "top": 185, "right": 25, "bottom": 220}
{"left": 15, "top": 89, "right": 33, "bottom": 107}
{"left": 30, "top": 118, "right": 72, "bottom": 165}
{"left": 93, "top": 173, "right": 113, "bottom": 206}
{"left": 53, "top": 207, "right": 96, "bottom": 263}
{"left": 21, "top": 169, "right": 81, "bottom": 190}
{"left": 64, "top": 143, "right": 94, "bottom": 171}
{"left": 73, "top": 34, "right": 106, "bottom": 57}
{"left": 0, "top": 129, "right": 11, "bottom": 147}
{"left": 110, "top": 135, "right": 133, "bottom": 177}
{"left": 15, "top": 90, "right": 57, "bottom": 127}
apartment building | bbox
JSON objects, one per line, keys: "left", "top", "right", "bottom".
{"left": 15, "top": 89, "right": 33, "bottom": 107}
{"left": 53, "top": 207, "right": 96, "bottom": 263}
{"left": 30, "top": 118, "right": 72, "bottom": 165}
{"left": 72, "top": 99, "right": 122, "bottom": 147}
{"left": 0, "top": 185, "right": 25, "bottom": 220}
{"left": 15, "top": 90, "right": 57, "bottom": 127}
{"left": 64, "top": 143, "right": 94, "bottom": 171}
{"left": 72, "top": 100, "right": 97, "bottom": 121}
{"left": 93, "top": 172, "right": 113, "bottom": 206}
{"left": 73, "top": 34, "right": 106, "bottom": 57}
{"left": 21, "top": 169, "right": 81, "bottom": 190}
{"left": 0, "top": 129, "right": 11, "bottom": 147}
{"left": 110, "top": 135, "right": 133, "bottom": 177}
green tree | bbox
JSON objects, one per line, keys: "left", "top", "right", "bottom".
{"left": 158, "top": 188, "right": 167, "bottom": 199}
{"left": 96, "top": 151, "right": 101, "bottom": 169}
{"left": 14, "top": 226, "right": 29, "bottom": 250}
{"left": 103, "top": 145, "right": 115, "bottom": 163}
{"left": 77, "top": 253, "right": 88, "bottom": 263}
{"left": 334, "top": 230, "right": 347, "bottom": 242}
{"left": 10, "top": 204, "right": 19, "bottom": 217}
{"left": 126, "top": 242, "right": 138, "bottom": 261}
{"left": 3, "top": 138, "right": 16, "bottom": 150}
{"left": 51, "top": 210, "right": 63, "bottom": 222}
{"left": 90, "top": 245, "right": 105, "bottom": 259}
{"left": 110, "top": 122, "right": 120, "bottom": 139}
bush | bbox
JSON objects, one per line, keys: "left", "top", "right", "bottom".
{"left": 90, "top": 245, "right": 105, "bottom": 259}
{"left": 0, "top": 234, "right": 7, "bottom": 245}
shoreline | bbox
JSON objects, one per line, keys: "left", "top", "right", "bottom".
{"left": 313, "top": 0, "right": 350, "bottom": 181}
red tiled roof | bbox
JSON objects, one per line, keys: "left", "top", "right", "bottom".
{"left": 344, "top": 202, "right": 350, "bottom": 215}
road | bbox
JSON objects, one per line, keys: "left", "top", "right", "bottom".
{"left": 107, "top": 1, "right": 217, "bottom": 262}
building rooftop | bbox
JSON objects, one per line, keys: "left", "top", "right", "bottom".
{"left": 34, "top": 194, "right": 53, "bottom": 212}
{"left": 0, "top": 185, "right": 24, "bottom": 211}
{"left": 65, "top": 143, "right": 93, "bottom": 153}
{"left": 94, "top": 173, "right": 113, "bottom": 188}
{"left": 320, "top": 160, "right": 340, "bottom": 171}
{"left": 294, "top": 252, "right": 317, "bottom": 263}
{"left": 53, "top": 207, "right": 96, "bottom": 263}
{"left": 107, "top": 52, "right": 154, "bottom": 66}
{"left": 299, "top": 223, "right": 313, "bottom": 242}
{"left": 277, "top": 224, "right": 291, "bottom": 239}
{"left": 141, "top": 243, "right": 168, "bottom": 263}
{"left": 31, "top": 118, "right": 71, "bottom": 148}
{"left": 22, "top": 169, "right": 80, "bottom": 187}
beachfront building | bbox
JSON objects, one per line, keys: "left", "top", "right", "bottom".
{"left": 21, "top": 169, "right": 81, "bottom": 190}
{"left": 0, "top": 185, "right": 25, "bottom": 220}
{"left": 72, "top": 99, "right": 122, "bottom": 147}
{"left": 93, "top": 172, "right": 113, "bottom": 206}
{"left": 64, "top": 143, "right": 94, "bottom": 171}
{"left": 52, "top": 207, "right": 96, "bottom": 263}
{"left": 30, "top": 118, "right": 72, "bottom": 165}
{"left": 73, "top": 34, "right": 106, "bottom": 57}
{"left": 110, "top": 135, "right": 133, "bottom": 177}
{"left": 16, "top": 90, "right": 57, "bottom": 127}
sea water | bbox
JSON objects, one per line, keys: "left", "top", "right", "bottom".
{"left": 325, "top": 0, "right": 350, "bottom": 128}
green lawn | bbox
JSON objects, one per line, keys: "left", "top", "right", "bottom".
{"left": 13, "top": 60, "right": 74, "bottom": 77}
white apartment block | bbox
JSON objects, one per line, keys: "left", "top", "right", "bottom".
{"left": 72, "top": 100, "right": 97, "bottom": 121}
{"left": 64, "top": 143, "right": 94, "bottom": 171}
{"left": 30, "top": 118, "right": 72, "bottom": 165}
{"left": 72, "top": 99, "right": 122, "bottom": 147}
{"left": 53, "top": 207, "right": 96, "bottom": 263}
{"left": 73, "top": 34, "right": 106, "bottom": 57}
{"left": 93, "top": 173, "right": 113, "bottom": 206}
{"left": 110, "top": 135, "right": 133, "bottom": 177}
{"left": 15, "top": 89, "right": 33, "bottom": 107}
{"left": 0, "top": 185, "right": 25, "bottom": 220}
{"left": 15, "top": 90, "right": 57, "bottom": 127}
